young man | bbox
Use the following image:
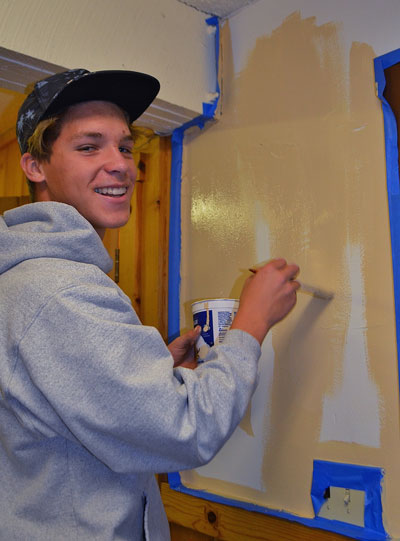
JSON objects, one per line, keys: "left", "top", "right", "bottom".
{"left": 0, "top": 69, "right": 300, "bottom": 540}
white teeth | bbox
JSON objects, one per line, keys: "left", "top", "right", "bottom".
{"left": 95, "top": 187, "right": 127, "bottom": 196}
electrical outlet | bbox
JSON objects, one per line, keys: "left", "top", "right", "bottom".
{"left": 318, "top": 486, "right": 365, "bottom": 527}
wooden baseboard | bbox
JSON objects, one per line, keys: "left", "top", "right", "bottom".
{"left": 161, "top": 482, "right": 351, "bottom": 541}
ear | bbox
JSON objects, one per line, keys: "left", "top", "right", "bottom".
{"left": 20, "top": 153, "right": 46, "bottom": 183}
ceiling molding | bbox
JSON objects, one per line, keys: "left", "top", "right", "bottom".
{"left": 0, "top": 46, "right": 200, "bottom": 136}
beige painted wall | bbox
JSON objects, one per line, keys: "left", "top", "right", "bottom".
{"left": 0, "top": 0, "right": 215, "bottom": 115}
{"left": 179, "top": 1, "right": 400, "bottom": 537}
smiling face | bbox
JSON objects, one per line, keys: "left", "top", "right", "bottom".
{"left": 23, "top": 101, "right": 137, "bottom": 238}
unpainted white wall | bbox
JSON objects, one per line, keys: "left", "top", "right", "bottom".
{"left": 0, "top": 0, "right": 215, "bottom": 116}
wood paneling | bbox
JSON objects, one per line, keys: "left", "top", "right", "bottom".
{"left": 139, "top": 135, "right": 171, "bottom": 336}
{"left": 0, "top": 137, "right": 28, "bottom": 198}
{"left": 170, "top": 522, "right": 215, "bottom": 541}
{"left": 0, "top": 195, "right": 30, "bottom": 213}
{"left": 161, "top": 483, "right": 351, "bottom": 541}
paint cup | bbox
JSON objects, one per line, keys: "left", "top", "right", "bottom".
{"left": 191, "top": 298, "right": 239, "bottom": 362}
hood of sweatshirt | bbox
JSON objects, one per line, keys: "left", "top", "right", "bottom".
{"left": 0, "top": 202, "right": 113, "bottom": 275}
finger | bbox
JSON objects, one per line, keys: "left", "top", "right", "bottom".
{"left": 251, "top": 258, "right": 287, "bottom": 274}
{"left": 290, "top": 279, "right": 301, "bottom": 291}
{"left": 269, "top": 258, "right": 287, "bottom": 269}
{"left": 189, "top": 326, "right": 201, "bottom": 342}
{"left": 282, "top": 263, "right": 300, "bottom": 280}
{"left": 291, "top": 267, "right": 300, "bottom": 280}
{"left": 182, "top": 326, "right": 201, "bottom": 340}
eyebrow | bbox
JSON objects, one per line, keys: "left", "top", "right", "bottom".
{"left": 70, "top": 132, "right": 134, "bottom": 143}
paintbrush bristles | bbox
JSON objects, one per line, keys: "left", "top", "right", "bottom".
{"left": 248, "top": 268, "right": 334, "bottom": 301}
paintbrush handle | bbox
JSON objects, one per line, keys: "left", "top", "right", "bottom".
{"left": 298, "top": 282, "right": 334, "bottom": 300}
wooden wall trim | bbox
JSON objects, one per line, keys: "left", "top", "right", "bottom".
{"left": 161, "top": 482, "right": 351, "bottom": 541}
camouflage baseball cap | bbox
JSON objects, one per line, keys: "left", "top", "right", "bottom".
{"left": 17, "top": 68, "right": 160, "bottom": 154}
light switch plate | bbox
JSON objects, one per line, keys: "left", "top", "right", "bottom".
{"left": 318, "top": 486, "right": 365, "bottom": 527}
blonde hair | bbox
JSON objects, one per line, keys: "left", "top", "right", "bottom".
{"left": 27, "top": 117, "right": 61, "bottom": 162}
{"left": 25, "top": 116, "right": 63, "bottom": 201}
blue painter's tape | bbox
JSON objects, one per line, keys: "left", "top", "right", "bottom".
{"left": 376, "top": 47, "right": 400, "bottom": 72}
{"left": 374, "top": 54, "right": 400, "bottom": 195}
{"left": 167, "top": 471, "right": 182, "bottom": 490}
{"left": 168, "top": 468, "right": 388, "bottom": 540}
{"left": 375, "top": 49, "right": 400, "bottom": 405}
{"left": 311, "top": 460, "right": 386, "bottom": 536}
{"left": 205, "top": 15, "right": 218, "bottom": 26}
{"left": 167, "top": 128, "right": 184, "bottom": 341}
{"left": 167, "top": 16, "right": 220, "bottom": 342}
{"left": 204, "top": 16, "right": 220, "bottom": 119}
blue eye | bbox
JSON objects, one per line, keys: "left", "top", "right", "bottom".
{"left": 119, "top": 146, "right": 133, "bottom": 154}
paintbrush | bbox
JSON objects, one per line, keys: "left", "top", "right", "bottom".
{"left": 248, "top": 268, "right": 334, "bottom": 301}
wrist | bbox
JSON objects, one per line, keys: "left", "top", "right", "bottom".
{"left": 230, "top": 313, "right": 270, "bottom": 345}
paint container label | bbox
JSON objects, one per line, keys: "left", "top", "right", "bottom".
{"left": 192, "top": 299, "right": 239, "bottom": 362}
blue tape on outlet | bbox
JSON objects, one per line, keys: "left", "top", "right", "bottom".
{"left": 311, "top": 460, "right": 386, "bottom": 536}
{"left": 375, "top": 48, "right": 400, "bottom": 402}
{"left": 167, "top": 16, "right": 220, "bottom": 341}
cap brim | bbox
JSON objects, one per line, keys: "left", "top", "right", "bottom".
{"left": 44, "top": 70, "right": 160, "bottom": 123}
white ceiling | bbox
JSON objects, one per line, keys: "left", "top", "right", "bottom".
{"left": 175, "top": 0, "right": 259, "bottom": 18}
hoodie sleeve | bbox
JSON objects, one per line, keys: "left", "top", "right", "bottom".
{"left": 15, "top": 276, "right": 261, "bottom": 474}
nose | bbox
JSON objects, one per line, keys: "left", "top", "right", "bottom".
{"left": 104, "top": 146, "right": 137, "bottom": 180}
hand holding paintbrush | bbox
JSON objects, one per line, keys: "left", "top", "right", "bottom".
{"left": 230, "top": 258, "right": 300, "bottom": 344}
{"left": 249, "top": 268, "right": 334, "bottom": 300}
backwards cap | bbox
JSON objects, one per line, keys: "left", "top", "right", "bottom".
{"left": 17, "top": 68, "right": 160, "bottom": 154}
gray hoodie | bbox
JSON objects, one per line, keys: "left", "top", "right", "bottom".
{"left": 0, "top": 202, "right": 261, "bottom": 540}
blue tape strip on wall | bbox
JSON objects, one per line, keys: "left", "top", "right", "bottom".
{"left": 374, "top": 48, "right": 400, "bottom": 402}
{"left": 167, "top": 16, "right": 220, "bottom": 341}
